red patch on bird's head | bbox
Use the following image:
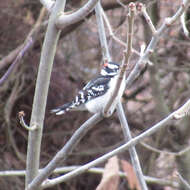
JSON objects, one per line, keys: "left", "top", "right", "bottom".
{"left": 103, "top": 62, "right": 108, "bottom": 67}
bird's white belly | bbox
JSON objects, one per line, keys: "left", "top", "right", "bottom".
{"left": 85, "top": 75, "right": 126, "bottom": 113}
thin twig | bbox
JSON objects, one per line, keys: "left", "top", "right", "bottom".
{"left": 40, "top": 99, "right": 189, "bottom": 189}
{"left": 101, "top": 7, "right": 140, "bottom": 56}
{"left": 0, "top": 7, "right": 46, "bottom": 86}
{"left": 95, "top": 2, "right": 111, "bottom": 61}
{"left": 0, "top": 44, "right": 23, "bottom": 70}
{"left": 18, "top": 111, "right": 37, "bottom": 131}
{"left": 117, "top": 101, "right": 148, "bottom": 190}
{"left": 177, "top": 172, "right": 190, "bottom": 189}
{"left": 125, "top": 0, "right": 190, "bottom": 89}
{"left": 173, "top": 99, "right": 190, "bottom": 119}
{"left": 103, "top": 2, "right": 136, "bottom": 117}
{"left": 138, "top": 3, "right": 157, "bottom": 34}
{"left": 0, "top": 166, "right": 179, "bottom": 188}
{"left": 4, "top": 77, "right": 26, "bottom": 163}
{"left": 101, "top": 7, "right": 127, "bottom": 49}
{"left": 180, "top": 10, "right": 189, "bottom": 38}
{"left": 140, "top": 141, "right": 190, "bottom": 157}
{"left": 0, "top": 38, "right": 33, "bottom": 86}
{"left": 116, "top": 0, "right": 127, "bottom": 8}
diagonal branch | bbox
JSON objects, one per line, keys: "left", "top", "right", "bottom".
{"left": 177, "top": 171, "right": 190, "bottom": 189}
{"left": 139, "top": 3, "right": 157, "bottom": 35}
{"left": 0, "top": 7, "right": 46, "bottom": 86}
{"left": 27, "top": 113, "right": 103, "bottom": 190}
{"left": 41, "top": 99, "right": 190, "bottom": 188}
{"left": 0, "top": 38, "right": 33, "bottom": 86}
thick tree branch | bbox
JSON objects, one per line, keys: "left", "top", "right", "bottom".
{"left": 25, "top": 0, "right": 66, "bottom": 188}
{"left": 56, "top": 0, "right": 100, "bottom": 29}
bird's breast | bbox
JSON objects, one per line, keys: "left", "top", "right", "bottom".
{"left": 85, "top": 75, "right": 125, "bottom": 113}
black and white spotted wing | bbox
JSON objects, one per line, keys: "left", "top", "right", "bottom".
{"left": 51, "top": 75, "right": 112, "bottom": 115}
{"left": 73, "top": 75, "right": 111, "bottom": 106}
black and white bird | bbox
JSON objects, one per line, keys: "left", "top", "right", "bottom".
{"left": 51, "top": 61, "right": 126, "bottom": 115}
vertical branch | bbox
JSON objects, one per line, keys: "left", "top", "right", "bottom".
{"left": 95, "top": 2, "right": 111, "bottom": 62}
{"left": 116, "top": 101, "right": 148, "bottom": 190}
{"left": 96, "top": 3, "right": 147, "bottom": 188}
{"left": 103, "top": 3, "right": 135, "bottom": 117}
{"left": 25, "top": 0, "right": 66, "bottom": 188}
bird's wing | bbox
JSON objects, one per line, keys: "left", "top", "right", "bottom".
{"left": 83, "top": 75, "right": 111, "bottom": 90}
{"left": 51, "top": 76, "right": 112, "bottom": 115}
{"left": 81, "top": 75, "right": 111, "bottom": 100}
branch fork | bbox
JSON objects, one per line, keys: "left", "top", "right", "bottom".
{"left": 18, "top": 111, "right": 37, "bottom": 131}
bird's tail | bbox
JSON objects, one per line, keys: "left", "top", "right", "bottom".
{"left": 51, "top": 102, "right": 73, "bottom": 115}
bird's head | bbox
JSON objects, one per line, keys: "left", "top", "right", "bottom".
{"left": 100, "top": 61, "right": 120, "bottom": 76}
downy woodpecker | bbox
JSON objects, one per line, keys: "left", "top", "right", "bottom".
{"left": 51, "top": 62, "right": 125, "bottom": 115}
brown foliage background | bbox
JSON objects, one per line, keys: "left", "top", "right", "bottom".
{"left": 0, "top": 0, "right": 190, "bottom": 189}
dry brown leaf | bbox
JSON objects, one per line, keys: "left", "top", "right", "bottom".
{"left": 96, "top": 156, "right": 120, "bottom": 190}
{"left": 121, "top": 159, "right": 141, "bottom": 190}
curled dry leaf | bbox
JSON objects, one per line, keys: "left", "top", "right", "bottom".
{"left": 121, "top": 159, "right": 141, "bottom": 190}
{"left": 96, "top": 156, "right": 120, "bottom": 190}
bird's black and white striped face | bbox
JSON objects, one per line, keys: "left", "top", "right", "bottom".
{"left": 100, "top": 62, "right": 120, "bottom": 77}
